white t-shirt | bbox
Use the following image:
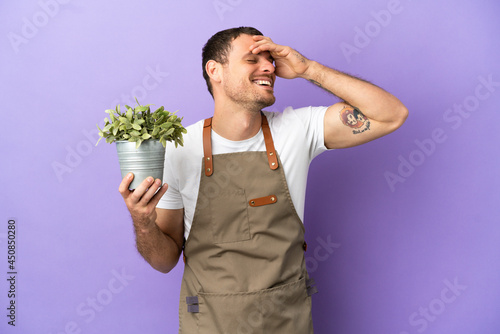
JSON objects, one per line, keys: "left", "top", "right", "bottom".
{"left": 157, "top": 106, "right": 330, "bottom": 239}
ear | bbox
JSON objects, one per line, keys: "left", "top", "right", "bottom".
{"left": 206, "top": 60, "right": 222, "bottom": 84}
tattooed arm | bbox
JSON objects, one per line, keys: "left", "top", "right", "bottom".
{"left": 249, "top": 35, "right": 408, "bottom": 149}
{"left": 303, "top": 63, "right": 408, "bottom": 148}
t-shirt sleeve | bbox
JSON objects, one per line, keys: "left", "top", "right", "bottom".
{"left": 283, "top": 105, "right": 331, "bottom": 160}
{"left": 157, "top": 142, "right": 184, "bottom": 210}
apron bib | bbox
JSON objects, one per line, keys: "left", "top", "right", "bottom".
{"left": 179, "top": 115, "right": 316, "bottom": 333}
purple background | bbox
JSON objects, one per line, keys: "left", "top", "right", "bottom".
{"left": 2, "top": 0, "right": 499, "bottom": 333}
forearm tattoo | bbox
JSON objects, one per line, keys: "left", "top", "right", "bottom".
{"left": 293, "top": 52, "right": 307, "bottom": 64}
{"left": 308, "top": 79, "right": 335, "bottom": 95}
{"left": 339, "top": 105, "right": 371, "bottom": 134}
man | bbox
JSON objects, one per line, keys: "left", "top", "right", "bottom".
{"left": 119, "top": 27, "right": 408, "bottom": 333}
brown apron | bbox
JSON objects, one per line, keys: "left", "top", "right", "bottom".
{"left": 179, "top": 115, "right": 317, "bottom": 333}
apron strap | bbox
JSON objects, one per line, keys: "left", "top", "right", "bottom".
{"left": 202, "top": 114, "right": 279, "bottom": 176}
{"left": 261, "top": 113, "right": 279, "bottom": 170}
{"left": 203, "top": 118, "right": 213, "bottom": 176}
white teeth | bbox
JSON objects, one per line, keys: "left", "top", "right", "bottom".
{"left": 254, "top": 80, "right": 271, "bottom": 86}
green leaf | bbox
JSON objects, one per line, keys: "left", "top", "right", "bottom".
{"left": 132, "top": 123, "right": 142, "bottom": 131}
{"left": 135, "top": 106, "right": 148, "bottom": 112}
{"left": 142, "top": 133, "right": 152, "bottom": 140}
{"left": 152, "top": 127, "right": 160, "bottom": 137}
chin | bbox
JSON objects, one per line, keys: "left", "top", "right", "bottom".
{"left": 260, "top": 95, "right": 276, "bottom": 107}
{"left": 257, "top": 99, "right": 275, "bottom": 110}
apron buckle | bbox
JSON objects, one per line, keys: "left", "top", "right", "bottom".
{"left": 186, "top": 296, "right": 199, "bottom": 313}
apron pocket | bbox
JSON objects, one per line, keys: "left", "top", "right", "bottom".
{"left": 197, "top": 277, "right": 312, "bottom": 334}
{"left": 209, "top": 189, "right": 251, "bottom": 244}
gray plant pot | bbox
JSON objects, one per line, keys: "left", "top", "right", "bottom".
{"left": 116, "top": 140, "right": 166, "bottom": 190}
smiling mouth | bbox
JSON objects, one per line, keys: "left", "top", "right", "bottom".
{"left": 253, "top": 80, "right": 272, "bottom": 87}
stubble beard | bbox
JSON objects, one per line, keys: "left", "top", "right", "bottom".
{"left": 223, "top": 78, "right": 276, "bottom": 113}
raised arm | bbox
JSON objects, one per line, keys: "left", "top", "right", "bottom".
{"left": 249, "top": 35, "right": 408, "bottom": 149}
{"left": 119, "top": 173, "right": 184, "bottom": 273}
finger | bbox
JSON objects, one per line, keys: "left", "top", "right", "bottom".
{"left": 129, "top": 176, "right": 155, "bottom": 203}
{"left": 150, "top": 181, "right": 169, "bottom": 206}
{"left": 252, "top": 35, "right": 271, "bottom": 42}
{"left": 250, "top": 42, "right": 276, "bottom": 54}
{"left": 140, "top": 178, "right": 165, "bottom": 205}
{"left": 249, "top": 38, "right": 272, "bottom": 48}
{"left": 250, "top": 36, "right": 273, "bottom": 52}
{"left": 118, "top": 173, "right": 134, "bottom": 198}
{"left": 250, "top": 40, "right": 284, "bottom": 55}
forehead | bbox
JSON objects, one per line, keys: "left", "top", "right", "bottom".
{"left": 228, "top": 34, "right": 272, "bottom": 60}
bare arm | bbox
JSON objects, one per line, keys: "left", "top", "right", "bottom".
{"left": 302, "top": 63, "right": 408, "bottom": 149}
{"left": 119, "top": 173, "right": 184, "bottom": 273}
{"left": 250, "top": 36, "right": 409, "bottom": 149}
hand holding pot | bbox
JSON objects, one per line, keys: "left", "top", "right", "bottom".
{"left": 118, "top": 173, "right": 168, "bottom": 230}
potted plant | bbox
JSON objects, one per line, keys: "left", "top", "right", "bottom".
{"left": 96, "top": 98, "right": 186, "bottom": 189}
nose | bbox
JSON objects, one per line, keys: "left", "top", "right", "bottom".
{"left": 261, "top": 58, "right": 275, "bottom": 74}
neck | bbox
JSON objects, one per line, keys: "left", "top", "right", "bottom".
{"left": 212, "top": 100, "right": 262, "bottom": 141}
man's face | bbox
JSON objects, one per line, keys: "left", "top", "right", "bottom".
{"left": 219, "top": 34, "right": 276, "bottom": 111}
